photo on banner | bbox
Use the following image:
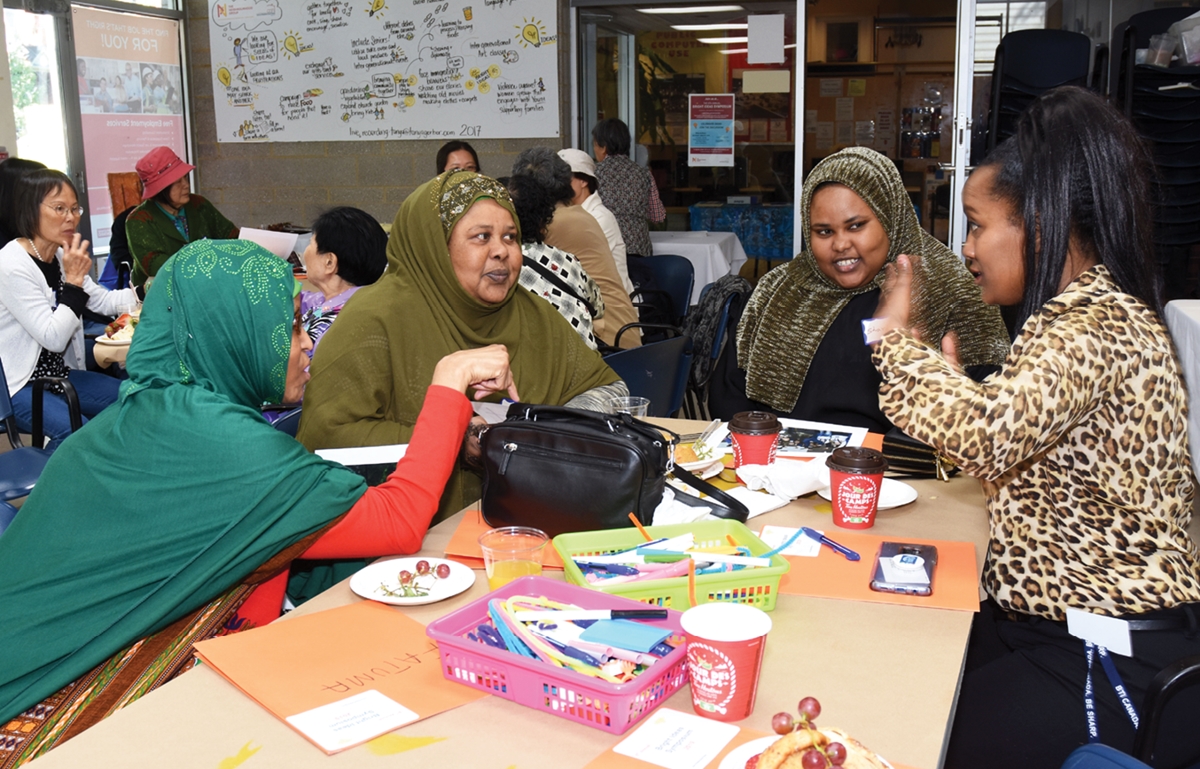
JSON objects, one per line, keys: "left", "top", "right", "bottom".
{"left": 72, "top": 6, "right": 186, "bottom": 252}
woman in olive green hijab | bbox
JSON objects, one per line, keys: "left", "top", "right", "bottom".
{"left": 298, "top": 171, "right": 623, "bottom": 521}
{"left": 710, "top": 147, "right": 1008, "bottom": 431}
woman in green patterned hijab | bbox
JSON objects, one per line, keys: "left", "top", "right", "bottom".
{"left": 0, "top": 239, "right": 513, "bottom": 759}
{"left": 298, "top": 171, "right": 621, "bottom": 522}
{"left": 712, "top": 147, "right": 1007, "bottom": 431}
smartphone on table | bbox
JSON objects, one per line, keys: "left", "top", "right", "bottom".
{"left": 869, "top": 542, "right": 938, "bottom": 596}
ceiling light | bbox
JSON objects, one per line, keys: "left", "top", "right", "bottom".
{"left": 698, "top": 36, "right": 749, "bottom": 43}
{"left": 671, "top": 23, "right": 748, "bottom": 30}
{"left": 718, "top": 43, "right": 796, "bottom": 54}
{"left": 638, "top": 5, "right": 745, "bottom": 14}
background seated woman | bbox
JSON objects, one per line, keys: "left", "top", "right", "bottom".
{"left": 710, "top": 147, "right": 1008, "bottom": 433}
{"left": 126, "top": 146, "right": 238, "bottom": 288}
{"left": 436, "top": 140, "right": 481, "bottom": 175}
{"left": 299, "top": 206, "right": 389, "bottom": 353}
{"left": 297, "top": 171, "right": 625, "bottom": 523}
{"left": 871, "top": 87, "right": 1200, "bottom": 768}
{"left": 504, "top": 170, "right": 605, "bottom": 350}
{"left": 0, "top": 240, "right": 516, "bottom": 764}
{"left": 0, "top": 169, "right": 138, "bottom": 450}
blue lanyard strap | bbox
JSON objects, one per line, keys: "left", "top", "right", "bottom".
{"left": 1084, "top": 641, "right": 1139, "bottom": 743}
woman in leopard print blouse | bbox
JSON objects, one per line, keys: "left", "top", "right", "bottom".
{"left": 872, "top": 87, "right": 1200, "bottom": 768}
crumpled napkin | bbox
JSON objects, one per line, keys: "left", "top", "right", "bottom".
{"left": 650, "top": 486, "right": 714, "bottom": 525}
{"left": 735, "top": 460, "right": 829, "bottom": 500}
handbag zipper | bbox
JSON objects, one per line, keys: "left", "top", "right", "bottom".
{"left": 497, "top": 442, "right": 624, "bottom": 476}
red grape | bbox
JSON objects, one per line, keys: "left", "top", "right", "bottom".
{"left": 801, "top": 748, "right": 827, "bottom": 769}
{"left": 398, "top": 570, "right": 413, "bottom": 585}
{"left": 744, "top": 755, "right": 760, "bottom": 769}
{"left": 416, "top": 560, "right": 431, "bottom": 575}
{"left": 435, "top": 563, "right": 452, "bottom": 579}
{"left": 826, "top": 743, "right": 847, "bottom": 766}
{"left": 798, "top": 696, "right": 821, "bottom": 722}
{"left": 770, "top": 711, "right": 794, "bottom": 735}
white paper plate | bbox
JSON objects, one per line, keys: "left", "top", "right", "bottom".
{"left": 95, "top": 336, "right": 132, "bottom": 346}
{"left": 678, "top": 458, "right": 724, "bottom": 478}
{"left": 350, "top": 557, "right": 475, "bottom": 606}
{"left": 817, "top": 478, "right": 919, "bottom": 510}
{"left": 718, "top": 736, "right": 778, "bottom": 769}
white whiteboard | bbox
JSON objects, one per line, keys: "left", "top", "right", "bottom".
{"left": 207, "top": 0, "right": 559, "bottom": 142}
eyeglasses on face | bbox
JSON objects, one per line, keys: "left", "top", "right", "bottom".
{"left": 43, "top": 203, "right": 85, "bottom": 219}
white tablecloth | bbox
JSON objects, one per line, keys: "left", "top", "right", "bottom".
{"left": 649, "top": 231, "right": 748, "bottom": 303}
{"left": 1165, "top": 300, "right": 1200, "bottom": 482}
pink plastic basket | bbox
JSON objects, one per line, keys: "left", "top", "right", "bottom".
{"left": 425, "top": 576, "right": 689, "bottom": 735}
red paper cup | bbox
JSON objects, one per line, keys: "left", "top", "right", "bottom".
{"left": 729, "top": 411, "right": 781, "bottom": 468}
{"left": 826, "top": 447, "right": 888, "bottom": 530}
{"left": 680, "top": 603, "right": 772, "bottom": 721}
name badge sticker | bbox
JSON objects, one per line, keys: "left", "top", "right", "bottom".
{"left": 1066, "top": 608, "right": 1133, "bottom": 657}
{"left": 861, "top": 318, "right": 888, "bottom": 345}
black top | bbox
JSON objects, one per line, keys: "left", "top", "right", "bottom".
{"left": 29, "top": 253, "right": 89, "bottom": 317}
{"left": 709, "top": 290, "right": 893, "bottom": 433}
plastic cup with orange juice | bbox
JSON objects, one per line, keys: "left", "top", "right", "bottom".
{"left": 478, "top": 526, "right": 549, "bottom": 590}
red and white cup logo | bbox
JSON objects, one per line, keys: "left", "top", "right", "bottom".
{"left": 829, "top": 470, "right": 884, "bottom": 529}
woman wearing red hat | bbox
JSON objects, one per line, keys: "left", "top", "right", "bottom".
{"left": 125, "top": 146, "right": 238, "bottom": 288}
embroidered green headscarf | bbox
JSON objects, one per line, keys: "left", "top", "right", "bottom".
{"left": 298, "top": 171, "right": 618, "bottom": 521}
{"left": 737, "top": 147, "right": 1008, "bottom": 412}
{"left": 0, "top": 240, "right": 366, "bottom": 721}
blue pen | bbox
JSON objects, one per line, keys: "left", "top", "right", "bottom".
{"left": 802, "top": 527, "right": 861, "bottom": 561}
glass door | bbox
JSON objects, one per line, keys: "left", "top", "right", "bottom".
{"left": 4, "top": 8, "right": 70, "bottom": 171}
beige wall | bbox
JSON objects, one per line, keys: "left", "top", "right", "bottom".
{"left": 182, "top": 0, "right": 571, "bottom": 230}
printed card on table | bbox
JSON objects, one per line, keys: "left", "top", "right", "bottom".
{"left": 612, "top": 708, "right": 740, "bottom": 769}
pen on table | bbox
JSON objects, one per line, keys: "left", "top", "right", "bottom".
{"left": 512, "top": 609, "right": 669, "bottom": 622}
{"left": 638, "top": 551, "right": 772, "bottom": 567}
{"left": 802, "top": 527, "right": 861, "bottom": 561}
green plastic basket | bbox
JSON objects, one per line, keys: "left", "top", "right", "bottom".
{"left": 553, "top": 520, "right": 790, "bottom": 611}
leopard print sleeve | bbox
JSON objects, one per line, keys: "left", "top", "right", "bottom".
{"left": 873, "top": 308, "right": 1128, "bottom": 481}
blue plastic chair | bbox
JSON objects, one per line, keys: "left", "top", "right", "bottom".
{"left": 272, "top": 407, "right": 303, "bottom": 438}
{"left": 633, "top": 254, "right": 695, "bottom": 325}
{"left": 0, "top": 501, "right": 17, "bottom": 537}
{"left": 604, "top": 325, "right": 693, "bottom": 418}
{"left": 0, "top": 358, "right": 54, "bottom": 501}
{"left": 1062, "top": 745, "right": 1151, "bottom": 769}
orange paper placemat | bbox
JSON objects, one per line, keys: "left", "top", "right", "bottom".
{"left": 194, "top": 601, "right": 486, "bottom": 753}
{"left": 443, "top": 508, "right": 565, "bottom": 570}
{"left": 777, "top": 531, "right": 979, "bottom": 612}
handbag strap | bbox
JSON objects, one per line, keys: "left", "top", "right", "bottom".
{"left": 522, "top": 255, "right": 598, "bottom": 317}
{"left": 670, "top": 465, "right": 749, "bottom": 523}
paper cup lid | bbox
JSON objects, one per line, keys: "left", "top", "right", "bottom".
{"left": 681, "top": 602, "right": 772, "bottom": 641}
{"left": 826, "top": 447, "right": 888, "bottom": 474}
{"left": 729, "top": 411, "right": 781, "bottom": 435}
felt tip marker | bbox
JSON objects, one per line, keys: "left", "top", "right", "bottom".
{"left": 512, "top": 609, "right": 669, "bottom": 622}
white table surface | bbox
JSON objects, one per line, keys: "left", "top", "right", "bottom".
{"left": 650, "top": 231, "right": 749, "bottom": 303}
{"left": 1165, "top": 301, "right": 1200, "bottom": 482}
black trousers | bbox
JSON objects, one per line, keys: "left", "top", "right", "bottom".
{"left": 945, "top": 600, "right": 1200, "bottom": 769}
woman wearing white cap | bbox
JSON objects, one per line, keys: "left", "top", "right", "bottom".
{"left": 558, "top": 148, "right": 632, "bottom": 294}
{"left": 125, "top": 146, "right": 239, "bottom": 288}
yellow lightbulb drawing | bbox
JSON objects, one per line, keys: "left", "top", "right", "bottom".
{"left": 368, "top": 0, "right": 386, "bottom": 16}
{"left": 284, "top": 35, "right": 300, "bottom": 56}
{"left": 404, "top": 94, "right": 415, "bottom": 107}
{"left": 408, "top": 74, "right": 417, "bottom": 86}
{"left": 217, "top": 67, "right": 232, "bottom": 88}
{"left": 478, "top": 81, "right": 490, "bottom": 94}
{"left": 521, "top": 24, "right": 540, "bottom": 47}
{"left": 393, "top": 73, "right": 405, "bottom": 83}
{"left": 465, "top": 80, "right": 475, "bottom": 90}
{"left": 469, "top": 67, "right": 481, "bottom": 79}
{"left": 487, "top": 64, "right": 500, "bottom": 78}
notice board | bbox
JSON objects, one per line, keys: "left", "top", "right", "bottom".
{"left": 207, "top": 0, "right": 559, "bottom": 143}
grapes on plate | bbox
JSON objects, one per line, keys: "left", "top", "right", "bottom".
{"left": 416, "top": 560, "right": 431, "bottom": 575}
{"left": 798, "top": 696, "right": 821, "bottom": 723}
{"left": 801, "top": 748, "right": 826, "bottom": 769}
{"left": 771, "top": 712, "right": 795, "bottom": 735}
{"left": 435, "top": 563, "right": 452, "bottom": 579}
{"left": 826, "top": 742, "right": 847, "bottom": 766}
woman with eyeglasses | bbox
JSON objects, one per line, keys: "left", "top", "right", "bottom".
{"left": 0, "top": 169, "right": 139, "bottom": 450}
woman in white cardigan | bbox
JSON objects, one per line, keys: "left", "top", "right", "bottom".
{"left": 0, "top": 169, "right": 137, "bottom": 450}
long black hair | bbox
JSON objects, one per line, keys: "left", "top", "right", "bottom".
{"left": 0, "top": 158, "right": 47, "bottom": 242}
{"left": 978, "top": 86, "right": 1160, "bottom": 328}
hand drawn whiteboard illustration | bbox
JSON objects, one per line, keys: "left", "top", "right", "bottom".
{"left": 208, "top": 0, "right": 558, "bottom": 142}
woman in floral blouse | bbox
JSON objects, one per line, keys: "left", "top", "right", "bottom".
{"left": 591, "top": 118, "right": 664, "bottom": 257}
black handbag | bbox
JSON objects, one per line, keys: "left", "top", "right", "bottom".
{"left": 479, "top": 403, "right": 748, "bottom": 537}
{"left": 881, "top": 427, "right": 958, "bottom": 481}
